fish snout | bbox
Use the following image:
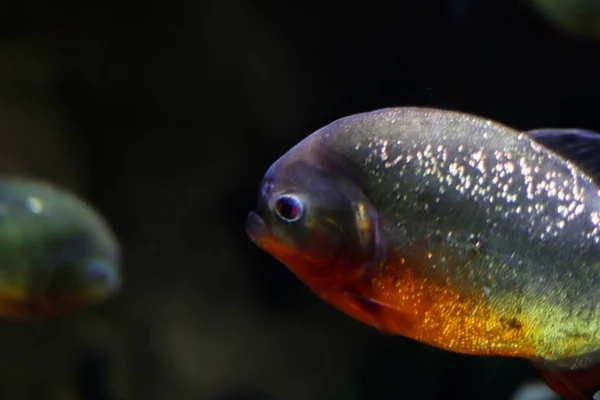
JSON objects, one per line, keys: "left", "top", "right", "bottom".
{"left": 245, "top": 211, "right": 270, "bottom": 246}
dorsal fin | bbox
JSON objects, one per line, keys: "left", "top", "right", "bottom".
{"left": 527, "top": 128, "right": 600, "bottom": 185}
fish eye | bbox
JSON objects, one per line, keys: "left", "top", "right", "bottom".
{"left": 275, "top": 195, "right": 304, "bottom": 223}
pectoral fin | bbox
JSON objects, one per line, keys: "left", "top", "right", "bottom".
{"left": 346, "top": 292, "right": 416, "bottom": 335}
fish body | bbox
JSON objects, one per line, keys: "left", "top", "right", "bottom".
{"left": 246, "top": 107, "right": 600, "bottom": 399}
{"left": 0, "top": 179, "right": 121, "bottom": 318}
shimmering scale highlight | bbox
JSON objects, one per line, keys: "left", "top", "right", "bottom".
{"left": 356, "top": 128, "right": 592, "bottom": 243}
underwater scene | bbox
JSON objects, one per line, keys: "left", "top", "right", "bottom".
{"left": 1, "top": 0, "right": 600, "bottom": 399}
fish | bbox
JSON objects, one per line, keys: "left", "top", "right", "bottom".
{"left": 245, "top": 107, "right": 600, "bottom": 400}
{"left": 529, "top": 0, "right": 600, "bottom": 40}
{"left": 0, "top": 178, "right": 121, "bottom": 318}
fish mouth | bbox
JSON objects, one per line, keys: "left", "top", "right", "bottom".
{"left": 245, "top": 211, "right": 270, "bottom": 247}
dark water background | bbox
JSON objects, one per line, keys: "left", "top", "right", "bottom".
{"left": 0, "top": 0, "right": 598, "bottom": 399}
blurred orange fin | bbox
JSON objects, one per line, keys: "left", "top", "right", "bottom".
{"left": 535, "top": 362, "right": 600, "bottom": 400}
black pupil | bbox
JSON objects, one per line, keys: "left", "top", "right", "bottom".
{"left": 277, "top": 198, "right": 299, "bottom": 220}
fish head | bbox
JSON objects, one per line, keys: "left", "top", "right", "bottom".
{"left": 34, "top": 227, "right": 122, "bottom": 314}
{"left": 246, "top": 143, "right": 383, "bottom": 288}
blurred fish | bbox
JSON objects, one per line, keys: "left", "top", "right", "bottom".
{"left": 0, "top": 178, "right": 120, "bottom": 318}
{"left": 530, "top": 0, "right": 600, "bottom": 40}
{"left": 246, "top": 107, "right": 600, "bottom": 399}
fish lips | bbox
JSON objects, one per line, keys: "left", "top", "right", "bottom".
{"left": 245, "top": 211, "right": 270, "bottom": 247}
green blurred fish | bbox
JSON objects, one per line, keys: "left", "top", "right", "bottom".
{"left": 0, "top": 178, "right": 121, "bottom": 318}
{"left": 530, "top": 0, "right": 600, "bottom": 39}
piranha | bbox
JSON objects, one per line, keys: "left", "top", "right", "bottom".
{"left": 0, "top": 178, "right": 121, "bottom": 318}
{"left": 245, "top": 107, "right": 600, "bottom": 400}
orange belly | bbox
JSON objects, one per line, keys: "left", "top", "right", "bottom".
{"left": 317, "top": 256, "right": 538, "bottom": 359}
